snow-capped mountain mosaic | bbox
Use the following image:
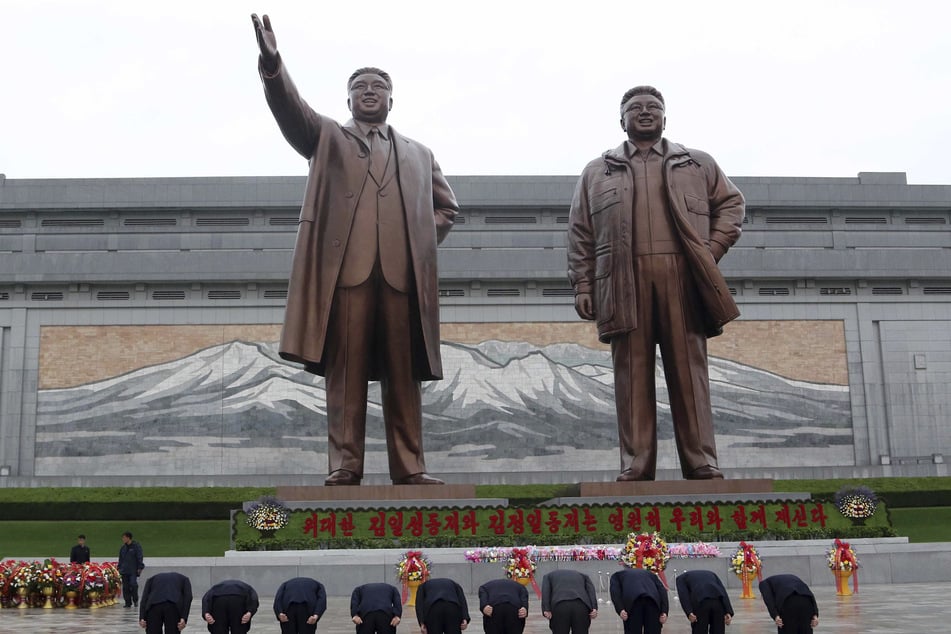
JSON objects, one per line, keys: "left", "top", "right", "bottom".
{"left": 34, "top": 340, "right": 852, "bottom": 476}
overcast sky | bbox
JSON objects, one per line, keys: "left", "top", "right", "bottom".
{"left": 3, "top": 0, "right": 950, "bottom": 183}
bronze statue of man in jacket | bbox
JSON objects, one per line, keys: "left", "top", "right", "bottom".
{"left": 567, "top": 86, "right": 744, "bottom": 481}
{"left": 252, "top": 14, "right": 458, "bottom": 485}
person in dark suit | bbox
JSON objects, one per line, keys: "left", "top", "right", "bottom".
{"left": 202, "top": 579, "right": 259, "bottom": 634}
{"left": 251, "top": 13, "right": 458, "bottom": 487}
{"left": 273, "top": 577, "right": 327, "bottom": 634}
{"left": 541, "top": 569, "right": 598, "bottom": 634}
{"left": 351, "top": 582, "right": 403, "bottom": 634}
{"left": 119, "top": 531, "right": 145, "bottom": 607}
{"left": 759, "top": 574, "right": 819, "bottom": 634}
{"left": 609, "top": 568, "right": 667, "bottom": 634}
{"left": 675, "top": 570, "right": 733, "bottom": 634}
{"left": 415, "top": 578, "right": 470, "bottom": 634}
{"left": 138, "top": 572, "right": 192, "bottom": 634}
{"left": 478, "top": 578, "right": 529, "bottom": 634}
{"left": 70, "top": 534, "right": 90, "bottom": 564}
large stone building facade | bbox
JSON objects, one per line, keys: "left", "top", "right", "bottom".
{"left": 0, "top": 171, "right": 948, "bottom": 484}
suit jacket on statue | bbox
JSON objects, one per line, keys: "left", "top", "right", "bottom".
{"left": 567, "top": 139, "right": 745, "bottom": 340}
{"left": 259, "top": 57, "right": 458, "bottom": 380}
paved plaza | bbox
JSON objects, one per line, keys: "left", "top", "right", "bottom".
{"left": 0, "top": 581, "right": 945, "bottom": 634}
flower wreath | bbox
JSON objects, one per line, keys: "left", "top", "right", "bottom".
{"left": 620, "top": 532, "right": 669, "bottom": 588}
{"left": 827, "top": 538, "right": 859, "bottom": 592}
{"left": 396, "top": 550, "right": 431, "bottom": 603}
{"left": 504, "top": 547, "right": 541, "bottom": 598}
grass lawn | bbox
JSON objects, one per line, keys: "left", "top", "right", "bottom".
{"left": 889, "top": 507, "right": 951, "bottom": 543}
{"left": 0, "top": 520, "right": 230, "bottom": 560}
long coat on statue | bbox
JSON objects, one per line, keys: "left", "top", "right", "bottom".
{"left": 259, "top": 60, "right": 458, "bottom": 380}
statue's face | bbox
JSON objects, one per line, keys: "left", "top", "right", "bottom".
{"left": 348, "top": 73, "right": 392, "bottom": 124}
{"left": 620, "top": 94, "right": 665, "bottom": 140}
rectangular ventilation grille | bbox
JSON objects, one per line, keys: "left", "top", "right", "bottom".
{"left": 31, "top": 291, "right": 64, "bottom": 301}
{"left": 923, "top": 287, "right": 951, "bottom": 295}
{"left": 41, "top": 218, "right": 105, "bottom": 227}
{"left": 484, "top": 216, "right": 538, "bottom": 224}
{"left": 765, "top": 216, "right": 828, "bottom": 225}
{"left": 96, "top": 291, "right": 131, "bottom": 300}
{"left": 555, "top": 216, "right": 569, "bottom": 224}
{"left": 0, "top": 292, "right": 10, "bottom": 300}
{"left": 263, "top": 289, "right": 288, "bottom": 299}
{"left": 541, "top": 288, "right": 574, "bottom": 297}
{"left": 0, "top": 219, "right": 23, "bottom": 228}
{"left": 871, "top": 287, "right": 903, "bottom": 295}
{"left": 194, "top": 217, "right": 250, "bottom": 226}
{"left": 269, "top": 217, "right": 300, "bottom": 226}
{"left": 487, "top": 288, "right": 521, "bottom": 297}
{"left": 123, "top": 218, "right": 178, "bottom": 227}
{"left": 905, "top": 217, "right": 948, "bottom": 225}
{"left": 439, "top": 289, "right": 465, "bottom": 297}
{"left": 207, "top": 290, "right": 242, "bottom": 300}
{"left": 758, "top": 287, "right": 790, "bottom": 296}
{"left": 844, "top": 217, "right": 888, "bottom": 224}
{"left": 454, "top": 216, "right": 466, "bottom": 224}
{"left": 152, "top": 290, "right": 186, "bottom": 300}
{"left": 728, "top": 287, "right": 738, "bottom": 295}
{"left": 819, "top": 287, "right": 852, "bottom": 295}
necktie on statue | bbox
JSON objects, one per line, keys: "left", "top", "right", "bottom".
{"left": 369, "top": 127, "right": 387, "bottom": 183}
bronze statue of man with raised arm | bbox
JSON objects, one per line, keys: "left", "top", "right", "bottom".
{"left": 251, "top": 13, "right": 458, "bottom": 486}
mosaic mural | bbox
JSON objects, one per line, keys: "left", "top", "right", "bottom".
{"left": 34, "top": 322, "right": 852, "bottom": 476}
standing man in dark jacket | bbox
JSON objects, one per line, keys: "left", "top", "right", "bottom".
{"left": 70, "top": 534, "right": 90, "bottom": 564}
{"left": 675, "top": 570, "right": 733, "bottom": 634}
{"left": 759, "top": 574, "right": 819, "bottom": 633}
{"left": 250, "top": 13, "right": 458, "bottom": 487}
{"left": 138, "top": 571, "right": 192, "bottom": 634}
{"left": 274, "top": 577, "right": 327, "bottom": 634}
{"left": 416, "top": 578, "right": 470, "bottom": 634}
{"left": 203, "top": 579, "right": 259, "bottom": 634}
{"left": 568, "top": 85, "right": 745, "bottom": 481}
{"left": 541, "top": 569, "right": 598, "bottom": 634}
{"left": 609, "top": 568, "right": 668, "bottom": 634}
{"left": 478, "top": 578, "right": 529, "bottom": 634}
{"left": 350, "top": 582, "right": 402, "bottom": 634}
{"left": 119, "top": 531, "right": 145, "bottom": 608}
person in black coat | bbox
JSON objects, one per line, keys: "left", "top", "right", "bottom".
{"left": 478, "top": 578, "right": 529, "bottom": 634}
{"left": 138, "top": 572, "right": 192, "bottom": 634}
{"left": 759, "top": 574, "right": 819, "bottom": 634}
{"left": 274, "top": 577, "right": 327, "bottom": 634}
{"left": 541, "top": 569, "right": 598, "bottom": 634}
{"left": 609, "top": 568, "right": 667, "bottom": 634}
{"left": 119, "top": 531, "right": 145, "bottom": 607}
{"left": 351, "top": 582, "right": 403, "bottom": 634}
{"left": 675, "top": 570, "right": 733, "bottom": 634}
{"left": 202, "top": 579, "right": 259, "bottom": 634}
{"left": 70, "top": 534, "right": 90, "bottom": 564}
{"left": 416, "top": 578, "right": 471, "bottom": 634}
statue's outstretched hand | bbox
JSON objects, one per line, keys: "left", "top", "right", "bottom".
{"left": 251, "top": 13, "right": 279, "bottom": 73}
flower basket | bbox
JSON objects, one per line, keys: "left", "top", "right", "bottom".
{"left": 729, "top": 542, "right": 762, "bottom": 599}
{"left": 827, "top": 538, "right": 859, "bottom": 595}
{"left": 620, "top": 532, "right": 669, "bottom": 588}
{"left": 396, "top": 550, "right": 431, "bottom": 606}
{"left": 504, "top": 547, "right": 541, "bottom": 598}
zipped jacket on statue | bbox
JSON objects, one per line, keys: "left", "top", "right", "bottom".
{"left": 567, "top": 140, "right": 745, "bottom": 341}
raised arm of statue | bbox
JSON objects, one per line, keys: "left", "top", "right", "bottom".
{"left": 251, "top": 13, "right": 279, "bottom": 74}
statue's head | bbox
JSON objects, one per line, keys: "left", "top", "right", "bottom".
{"left": 347, "top": 67, "right": 393, "bottom": 124}
{"left": 619, "top": 85, "right": 665, "bottom": 140}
